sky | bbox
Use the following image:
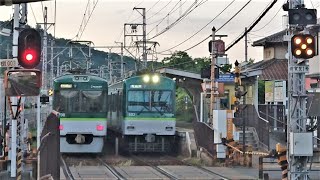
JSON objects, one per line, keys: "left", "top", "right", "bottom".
{"left": 0, "top": 0, "right": 319, "bottom": 65}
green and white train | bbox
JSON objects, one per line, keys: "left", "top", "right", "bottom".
{"left": 53, "top": 72, "right": 108, "bottom": 153}
{"left": 108, "top": 73, "right": 176, "bottom": 152}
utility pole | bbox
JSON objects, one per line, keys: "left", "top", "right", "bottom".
{"left": 245, "top": 27, "right": 248, "bottom": 62}
{"left": 50, "top": 39, "right": 54, "bottom": 88}
{"left": 10, "top": 4, "right": 27, "bottom": 179}
{"left": 133, "top": 7, "right": 147, "bottom": 69}
{"left": 208, "top": 27, "right": 227, "bottom": 125}
{"left": 243, "top": 27, "right": 248, "bottom": 165}
{"left": 37, "top": 6, "right": 55, "bottom": 91}
{"left": 123, "top": 7, "right": 149, "bottom": 71}
{"left": 209, "top": 27, "right": 217, "bottom": 126}
{"left": 42, "top": 7, "right": 47, "bottom": 90}
{"left": 108, "top": 49, "right": 112, "bottom": 81}
{"left": 57, "top": 57, "right": 60, "bottom": 77}
{"left": 115, "top": 42, "right": 124, "bottom": 78}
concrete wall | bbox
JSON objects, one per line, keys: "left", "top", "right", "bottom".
{"left": 263, "top": 45, "right": 287, "bottom": 60}
{"left": 263, "top": 47, "right": 275, "bottom": 60}
{"left": 307, "top": 56, "right": 320, "bottom": 75}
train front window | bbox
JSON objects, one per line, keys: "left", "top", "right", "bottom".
{"left": 54, "top": 90, "right": 80, "bottom": 112}
{"left": 54, "top": 90, "right": 107, "bottom": 113}
{"left": 128, "top": 90, "right": 173, "bottom": 113}
{"left": 82, "top": 90, "right": 107, "bottom": 112}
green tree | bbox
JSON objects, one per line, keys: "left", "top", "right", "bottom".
{"left": 220, "top": 64, "right": 232, "bottom": 73}
{"left": 248, "top": 58, "right": 255, "bottom": 65}
{"left": 161, "top": 51, "right": 210, "bottom": 73}
{"left": 175, "top": 87, "right": 193, "bottom": 122}
{"left": 162, "top": 51, "right": 193, "bottom": 70}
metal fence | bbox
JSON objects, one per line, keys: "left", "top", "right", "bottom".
{"left": 258, "top": 104, "right": 286, "bottom": 131}
{"left": 192, "top": 105, "right": 216, "bottom": 157}
{"left": 239, "top": 104, "right": 270, "bottom": 150}
{"left": 40, "top": 111, "right": 60, "bottom": 180}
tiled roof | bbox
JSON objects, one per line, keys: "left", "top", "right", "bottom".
{"left": 252, "top": 30, "right": 287, "bottom": 46}
{"left": 244, "top": 59, "right": 288, "bottom": 80}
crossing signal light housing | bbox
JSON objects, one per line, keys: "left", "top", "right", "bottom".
{"left": 288, "top": 8, "right": 317, "bottom": 26}
{"left": 18, "top": 28, "right": 41, "bottom": 69}
{"left": 291, "top": 34, "right": 316, "bottom": 59}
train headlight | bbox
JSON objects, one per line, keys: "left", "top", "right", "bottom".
{"left": 152, "top": 75, "right": 160, "bottom": 83}
{"left": 143, "top": 75, "right": 150, "bottom": 83}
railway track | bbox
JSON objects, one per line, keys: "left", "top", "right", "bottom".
{"left": 60, "top": 155, "right": 75, "bottom": 180}
{"left": 60, "top": 154, "right": 124, "bottom": 180}
{"left": 129, "top": 154, "right": 230, "bottom": 180}
{"left": 129, "top": 154, "right": 179, "bottom": 180}
{"left": 161, "top": 155, "right": 231, "bottom": 180}
{"left": 61, "top": 153, "right": 232, "bottom": 180}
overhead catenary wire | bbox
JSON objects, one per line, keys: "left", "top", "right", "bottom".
{"left": 115, "top": 0, "right": 155, "bottom": 43}
{"left": 251, "top": 5, "right": 282, "bottom": 33}
{"left": 41, "top": 1, "right": 45, "bottom": 21}
{"left": 129, "top": 0, "right": 162, "bottom": 23}
{"left": 146, "top": 0, "right": 173, "bottom": 21}
{"left": 29, "top": 4, "right": 38, "bottom": 24}
{"left": 148, "top": 0, "right": 207, "bottom": 40}
{"left": 225, "top": 0, "right": 278, "bottom": 51}
{"left": 148, "top": 0, "right": 188, "bottom": 25}
{"left": 182, "top": 0, "right": 252, "bottom": 52}
{"left": 158, "top": 0, "right": 236, "bottom": 53}
{"left": 147, "top": 0, "right": 184, "bottom": 34}
{"left": 54, "top": 0, "right": 57, "bottom": 38}
{"left": 75, "top": 0, "right": 91, "bottom": 39}
{"left": 78, "top": 0, "right": 99, "bottom": 40}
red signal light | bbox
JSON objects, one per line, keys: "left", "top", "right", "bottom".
{"left": 23, "top": 49, "right": 36, "bottom": 62}
{"left": 18, "top": 29, "right": 41, "bottom": 69}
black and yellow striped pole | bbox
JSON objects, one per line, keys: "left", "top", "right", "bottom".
{"left": 16, "top": 119, "right": 22, "bottom": 180}
{"left": 16, "top": 108, "right": 23, "bottom": 180}
{"left": 234, "top": 60, "right": 241, "bottom": 111}
{"left": 276, "top": 143, "right": 288, "bottom": 180}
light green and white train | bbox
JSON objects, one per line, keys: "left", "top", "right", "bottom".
{"left": 108, "top": 73, "right": 176, "bottom": 152}
{"left": 53, "top": 71, "right": 108, "bottom": 153}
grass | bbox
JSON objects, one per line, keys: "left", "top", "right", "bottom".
{"left": 117, "top": 160, "right": 133, "bottom": 166}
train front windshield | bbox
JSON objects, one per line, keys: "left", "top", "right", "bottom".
{"left": 128, "top": 90, "right": 173, "bottom": 113}
{"left": 54, "top": 90, "right": 107, "bottom": 113}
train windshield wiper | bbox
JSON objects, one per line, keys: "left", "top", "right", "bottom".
{"left": 153, "top": 106, "right": 164, "bottom": 116}
{"left": 137, "top": 103, "right": 150, "bottom": 115}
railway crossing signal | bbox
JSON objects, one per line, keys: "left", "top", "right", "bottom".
{"left": 288, "top": 8, "right": 317, "bottom": 26}
{"left": 18, "top": 28, "right": 41, "bottom": 69}
{"left": 291, "top": 34, "right": 315, "bottom": 59}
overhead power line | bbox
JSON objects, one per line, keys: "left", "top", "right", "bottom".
{"left": 78, "top": 0, "right": 99, "bottom": 40}
{"left": 225, "top": 0, "right": 278, "bottom": 51}
{"left": 182, "top": 0, "right": 252, "bottom": 52}
{"left": 146, "top": 0, "right": 173, "bottom": 21}
{"left": 129, "top": 0, "right": 161, "bottom": 23}
{"left": 147, "top": 0, "right": 182, "bottom": 34}
{"left": 158, "top": 0, "right": 236, "bottom": 53}
{"left": 29, "top": 4, "right": 38, "bottom": 24}
{"left": 148, "top": 0, "right": 188, "bottom": 25}
{"left": 251, "top": 5, "right": 281, "bottom": 32}
{"left": 75, "top": 0, "right": 90, "bottom": 39}
{"left": 148, "top": 0, "right": 207, "bottom": 40}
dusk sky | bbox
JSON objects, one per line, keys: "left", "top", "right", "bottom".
{"left": 0, "top": 0, "right": 318, "bottom": 64}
